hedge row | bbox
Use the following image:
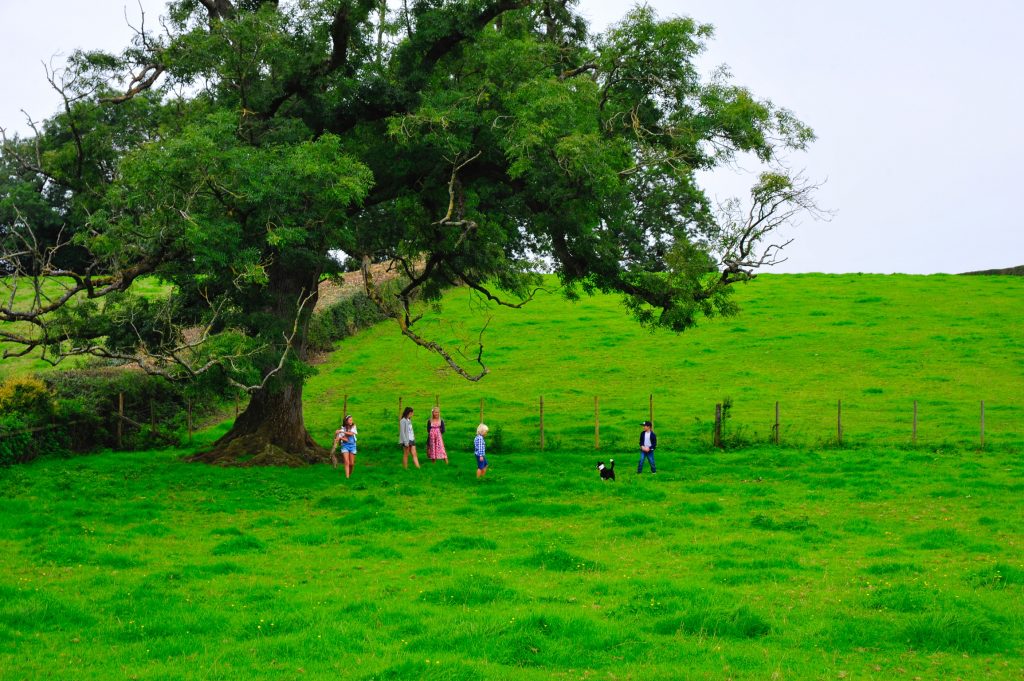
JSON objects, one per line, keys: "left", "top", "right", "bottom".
{"left": 0, "top": 370, "right": 230, "bottom": 465}
{"left": 306, "top": 291, "right": 389, "bottom": 353}
{"left": 1, "top": 290, "right": 389, "bottom": 464}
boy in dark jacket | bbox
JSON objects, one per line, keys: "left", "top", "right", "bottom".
{"left": 638, "top": 421, "right": 657, "bottom": 474}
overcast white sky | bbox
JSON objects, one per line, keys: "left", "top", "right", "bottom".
{"left": 2, "top": 1, "right": 1022, "bottom": 274}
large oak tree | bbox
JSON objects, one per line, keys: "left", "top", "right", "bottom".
{"left": 0, "top": 0, "right": 818, "bottom": 464}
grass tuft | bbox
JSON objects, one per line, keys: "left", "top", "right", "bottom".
{"left": 522, "top": 548, "right": 603, "bottom": 572}
{"left": 865, "top": 584, "right": 935, "bottom": 613}
{"left": 211, "top": 535, "right": 266, "bottom": 555}
{"left": 863, "top": 562, "right": 925, "bottom": 575}
{"left": 968, "top": 563, "right": 1024, "bottom": 588}
{"left": 750, "top": 514, "right": 816, "bottom": 532}
{"left": 428, "top": 536, "right": 498, "bottom": 553}
{"left": 654, "top": 604, "right": 772, "bottom": 639}
{"left": 899, "top": 611, "right": 1001, "bottom": 653}
{"left": 420, "top": 578, "right": 518, "bottom": 606}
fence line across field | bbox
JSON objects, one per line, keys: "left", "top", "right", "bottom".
{"left": 384, "top": 394, "right": 1005, "bottom": 450}
{"left": 103, "top": 393, "right": 1024, "bottom": 451}
{"left": 4, "top": 393, "right": 1008, "bottom": 451}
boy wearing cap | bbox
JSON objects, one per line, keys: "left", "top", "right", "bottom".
{"left": 638, "top": 421, "right": 657, "bottom": 474}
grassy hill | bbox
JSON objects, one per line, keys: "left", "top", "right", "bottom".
{"left": 2, "top": 273, "right": 1023, "bottom": 679}
{"left": 962, "top": 265, "right": 1024, "bottom": 276}
{"left": 295, "top": 273, "right": 1024, "bottom": 453}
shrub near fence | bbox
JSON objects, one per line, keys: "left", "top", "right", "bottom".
{"left": 307, "top": 292, "right": 389, "bottom": 353}
{"left": 0, "top": 413, "right": 68, "bottom": 467}
{"left": 0, "top": 376, "right": 68, "bottom": 465}
{"left": 41, "top": 369, "right": 191, "bottom": 451}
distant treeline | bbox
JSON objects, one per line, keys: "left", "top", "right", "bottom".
{"left": 961, "top": 265, "right": 1024, "bottom": 276}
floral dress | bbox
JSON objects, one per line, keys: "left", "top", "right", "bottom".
{"left": 426, "top": 418, "right": 447, "bottom": 461}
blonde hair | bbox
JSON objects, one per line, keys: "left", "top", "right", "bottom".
{"left": 476, "top": 423, "right": 489, "bottom": 436}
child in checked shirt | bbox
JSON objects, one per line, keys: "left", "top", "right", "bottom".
{"left": 474, "top": 424, "right": 489, "bottom": 479}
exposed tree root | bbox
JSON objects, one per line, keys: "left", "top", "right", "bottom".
{"left": 187, "top": 429, "right": 329, "bottom": 467}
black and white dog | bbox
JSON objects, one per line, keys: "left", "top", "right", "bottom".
{"left": 597, "top": 459, "right": 615, "bottom": 481}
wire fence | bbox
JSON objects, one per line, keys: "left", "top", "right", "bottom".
{"left": 6, "top": 390, "right": 1016, "bottom": 455}
{"left": 322, "top": 391, "right": 1024, "bottom": 454}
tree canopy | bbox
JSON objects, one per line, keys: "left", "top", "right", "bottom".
{"left": 0, "top": 0, "right": 819, "bottom": 464}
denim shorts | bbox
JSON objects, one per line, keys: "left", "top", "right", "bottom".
{"left": 476, "top": 455, "right": 488, "bottom": 470}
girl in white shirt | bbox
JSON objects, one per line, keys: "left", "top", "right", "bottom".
{"left": 399, "top": 407, "right": 420, "bottom": 469}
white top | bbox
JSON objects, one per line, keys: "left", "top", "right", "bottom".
{"left": 399, "top": 417, "right": 414, "bottom": 444}
{"left": 642, "top": 431, "right": 652, "bottom": 448}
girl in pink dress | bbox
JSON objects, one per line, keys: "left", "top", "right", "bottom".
{"left": 426, "top": 407, "right": 448, "bottom": 463}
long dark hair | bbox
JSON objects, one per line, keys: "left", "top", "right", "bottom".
{"left": 343, "top": 414, "right": 354, "bottom": 428}
{"left": 401, "top": 407, "right": 414, "bottom": 419}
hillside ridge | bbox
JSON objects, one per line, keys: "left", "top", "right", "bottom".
{"left": 961, "top": 264, "right": 1024, "bottom": 276}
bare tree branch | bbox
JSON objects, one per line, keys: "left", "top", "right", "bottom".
{"left": 715, "top": 171, "right": 832, "bottom": 280}
{"left": 435, "top": 151, "right": 481, "bottom": 226}
{"left": 44, "top": 66, "right": 86, "bottom": 180}
{"left": 1, "top": 217, "right": 317, "bottom": 390}
{"left": 360, "top": 224, "right": 493, "bottom": 380}
{"left": 441, "top": 263, "right": 547, "bottom": 309}
{"left": 559, "top": 62, "right": 597, "bottom": 81}
{"left": 101, "top": 63, "right": 166, "bottom": 104}
{"left": 198, "top": 0, "right": 236, "bottom": 22}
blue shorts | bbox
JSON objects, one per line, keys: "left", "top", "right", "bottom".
{"left": 476, "top": 455, "right": 488, "bottom": 470}
{"left": 341, "top": 442, "right": 357, "bottom": 455}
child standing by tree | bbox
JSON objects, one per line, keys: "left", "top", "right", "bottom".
{"left": 330, "top": 414, "right": 358, "bottom": 479}
{"left": 474, "top": 424, "right": 489, "bottom": 479}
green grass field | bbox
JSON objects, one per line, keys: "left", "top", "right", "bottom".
{"left": 2, "top": 273, "right": 1023, "bottom": 679}
{"left": 2, "top": 444, "right": 1022, "bottom": 679}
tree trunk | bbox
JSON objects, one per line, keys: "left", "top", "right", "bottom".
{"left": 188, "top": 264, "right": 328, "bottom": 467}
{"left": 189, "top": 382, "right": 327, "bottom": 466}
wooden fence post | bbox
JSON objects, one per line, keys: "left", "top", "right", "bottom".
{"left": 594, "top": 396, "right": 600, "bottom": 450}
{"left": 649, "top": 393, "right": 654, "bottom": 429}
{"left": 435, "top": 393, "right": 439, "bottom": 408}
{"left": 773, "top": 401, "right": 780, "bottom": 445}
{"left": 539, "top": 396, "right": 545, "bottom": 451}
{"left": 980, "top": 400, "right": 985, "bottom": 448}
{"left": 913, "top": 400, "right": 918, "bottom": 445}
{"left": 342, "top": 394, "right": 348, "bottom": 417}
{"left": 714, "top": 403, "right": 722, "bottom": 448}
{"left": 117, "top": 392, "right": 125, "bottom": 449}
{"left": 837, "top": 399, "right": 843, "bottom": 445}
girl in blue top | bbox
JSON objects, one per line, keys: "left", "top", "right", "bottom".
{"left": 330, "top": 414, "right": 358, "bottom": 479}
{"left": 474, "top": 424, "right": 489, "bottom": 479}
